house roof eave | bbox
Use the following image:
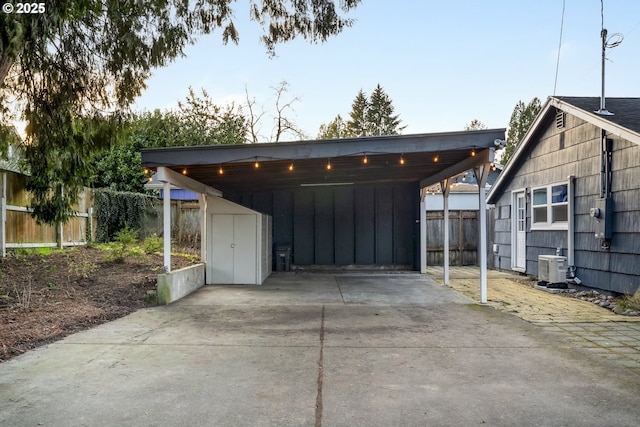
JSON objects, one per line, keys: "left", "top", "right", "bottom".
{"left": 487, "top": 96, "right": 640, "bottom": 204}
{"left": 487, "top": 98, "right": 554, "bottom": 203}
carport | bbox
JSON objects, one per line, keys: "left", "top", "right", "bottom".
{"left": 142, "top": 129, "right": 505, "bottom": 303}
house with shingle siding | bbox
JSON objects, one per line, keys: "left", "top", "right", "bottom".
{"left": 487, "top": 96, "right": 640, "bottom": 295}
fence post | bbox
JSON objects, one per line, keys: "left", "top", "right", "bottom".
{"left": 87, "top": 207, "right": 94, "bottom": 242}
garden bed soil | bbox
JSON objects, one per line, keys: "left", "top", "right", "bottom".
{"left": 0, "top": 246, "right": 196, "bottom": 362}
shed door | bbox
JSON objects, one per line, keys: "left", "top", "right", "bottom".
{"left": 210, "top": 214, "right": 257, "bottom": 284}
{"left": 233, "top": 215, "right": 257, "bottom": 284}
{"left": 514, "top": 192, "right": 526, "bottom": 270}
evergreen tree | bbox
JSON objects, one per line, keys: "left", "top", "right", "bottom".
{"left": 464, "top": 119, "right": 487, "bottom": 130}
{"left": 503, "top": 98, "right": 542, "bottom": 164}
{"left": 346, "top": 90, "right": 370, "bottom": 137}
{"left": 339, "top": 84, "right": 405, "bottom": 138}
{"left": 366, "top": 84, "right": 404, "bottom": 136}
{"left": 317, "top": 115, "right": 350, "bottom": 139}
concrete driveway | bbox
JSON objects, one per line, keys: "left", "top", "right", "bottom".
{"left": 1, "top": 272, "right": 640, "bottom": 426}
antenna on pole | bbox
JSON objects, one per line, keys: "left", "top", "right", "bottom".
{"left": 595, "top": 1, "right": 623, "bottom": 116}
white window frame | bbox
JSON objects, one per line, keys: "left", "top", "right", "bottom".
{"left": 530, "top": 182, "right": 569, "bottom": 230}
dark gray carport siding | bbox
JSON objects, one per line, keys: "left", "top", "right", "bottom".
{"left": 226, "top": 182, "right": 418, "bottom": 267}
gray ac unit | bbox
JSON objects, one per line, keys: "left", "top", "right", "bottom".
{"left": 538, "top": 255, "right": 567, "bottom": 283}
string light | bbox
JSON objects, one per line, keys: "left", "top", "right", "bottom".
{"left": 218, "top": 164, "right": 224, "bottom": 175}
{"left": 363, "top": 155, "right": 368, "bottom": 164}
{"left": 254, "top": 157, "right": 260, "bottom": 168}
{"left": 288, "top": 162, "right": 294, "bottom": 171}
{"left": 182, "top": 168, "right": 187, "bottom": 175}
{"left": 434, "top": 154, "right": 439, "bottom": 163}
{"left": 400, "top": 155, "right": 405, "bottom": 165}
{"left": 471, "top": 148, "right": 476, "bottom": 157}
{"left": 326, "top": 159, "right": 332, "bottom": 170}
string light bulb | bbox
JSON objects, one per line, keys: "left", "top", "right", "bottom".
{"left": 363, "top": 155, "right": 368, "bottom": 164}
{"left": 434, "top": 154, "right": 439, "bottom": 163}
{"left": 254, "top": 157, "right": 260, "bottom": 168}
{"left": 471, "top": 148, "right": 476, "bottom": 157}
{"left": 218, "top": 164, "right": 224, "bottom": 175}
{"left": 326, "top": 159, "right": 332, "bottom": 170}
{"left": 492, "top": 164, "right": 497, "bottom": 172}
{"left": 182, "top": 168, "right": 187, "bottom": 175}
{"left": 288, "top": 162, "right": 294, "bottom": 171}
{"left": 400, "top": 155, "right": 405, "bottom": 165}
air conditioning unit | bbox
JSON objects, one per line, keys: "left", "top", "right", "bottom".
{"left": 538, "top": 255, "right": 567, "bottom": 284}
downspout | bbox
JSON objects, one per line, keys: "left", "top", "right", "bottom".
{"left": 567, "top": 175, "right": 575, "bottom": 266}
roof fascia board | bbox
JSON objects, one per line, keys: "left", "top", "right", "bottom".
{"left": 550, "top": 98, "right": 640, "bottom": 145}
{"left": 420, "top": 148, "right": 494, "bottom": 189}
{"left": 487, "top": 96, "right": 640, "bottom": 204}
{"left": 156, "top": 166, "right": 223, "bottom": 198}
{"left": 142, "top": 130, "right": 506, "bottom": 167}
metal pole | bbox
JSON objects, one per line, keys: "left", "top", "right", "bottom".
{"left": 443, "top": 182, "right": 450, "bottom": 286}
{"left": 420, "top": 189, "right": 427, "bottom": 274}
{"left": 600, "top": 29, "right": 607, "bottom": 112}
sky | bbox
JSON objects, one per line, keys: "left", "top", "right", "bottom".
{"left": 133, "top": 0, "right": 640, "bottom": 141}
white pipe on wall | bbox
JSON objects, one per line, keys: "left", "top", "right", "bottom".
{"left": 568, "top": 175, "right": 575, "bottom": 266}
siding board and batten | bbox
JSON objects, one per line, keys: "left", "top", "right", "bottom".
{"left": 227, "top": 183, "right": 417, "bottom": 268}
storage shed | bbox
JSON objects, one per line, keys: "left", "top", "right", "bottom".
{"left": 205, "top": 196, "right": 271, "bottom": 285}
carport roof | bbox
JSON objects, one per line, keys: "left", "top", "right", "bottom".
{"left": 141, "top": 129, "right": 505, "bottom": 194}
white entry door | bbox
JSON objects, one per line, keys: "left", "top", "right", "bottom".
{"left": 210, "top": 214, "right": 257, "bottom": 284}
{"left": 514, "top": 192, "right": 526, "bottom": 270}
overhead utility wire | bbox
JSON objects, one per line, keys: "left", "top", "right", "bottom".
{"left": 553, "top": 0, "right": 566, "bottom": 97}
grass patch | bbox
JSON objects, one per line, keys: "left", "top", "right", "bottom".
{"left": 617, "top": 289, "right": 640, "bottom": 312}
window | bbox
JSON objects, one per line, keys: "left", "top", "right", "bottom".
{"left": 531, "top": 183, "right": 568, "bottom": 229}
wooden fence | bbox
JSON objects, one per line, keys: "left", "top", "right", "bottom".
{"left": 0, "top": 171, "right": 95, "bottom": 256}
{"left": 144, "top": 200, "right": 201, "bottom": 247}
{"left": 426, "top": 210, "right": 479, "bottom": 266}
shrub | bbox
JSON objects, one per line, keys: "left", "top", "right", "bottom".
{"left": 142, "top": 234, "right": 163, "bottom": 254}
{"left": 94, "top": 189, "right": 154, "bottom": 242}
{"left": 106, "top": 226, "right": 138, "bottom": 263}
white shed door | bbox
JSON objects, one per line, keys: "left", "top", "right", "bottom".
{"left": 210, "top": 214, "right": 257, "bottom": 284}
{"left": 233, "top": 214, "right": 257, "bottom": 284}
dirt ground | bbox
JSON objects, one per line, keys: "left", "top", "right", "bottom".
{"left": 0, "top": 246, "right": 197, "bottom": 362}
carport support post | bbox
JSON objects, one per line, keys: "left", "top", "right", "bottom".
{"left": 474, "top": 164, "right": 491, "bottom": 304}
{"left": 163, "top": 181, "right": 171, "bottom": 273}
{"left": 198, "top": 193, "right": 207, "bottom": 263}
{"left": 420, "top": 188, "right": 427, "bottom": 273}
{"left": 441, "top": 179, "right": 451, "bottom": 286}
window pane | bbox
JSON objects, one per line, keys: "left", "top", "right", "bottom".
{"left": 533, "top": 188, "right": 547, "bottom": 205}
{"left": 552, "top": 205, "right": 568, "bottom": 222}
{"left": 552, "top": 184, "right": 568, "bottom": 203}
{"left": 533, "top": 206, "right": 547, "bottom": 223}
